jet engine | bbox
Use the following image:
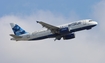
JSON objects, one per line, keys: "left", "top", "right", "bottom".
{"left": 63, "top": 33, "right": 75, "bottom": 40}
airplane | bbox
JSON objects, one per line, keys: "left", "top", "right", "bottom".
{"left": 10, "top": 19, "right": 98, "bottom": 41}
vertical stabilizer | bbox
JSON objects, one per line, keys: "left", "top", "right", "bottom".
{"left": 10, "top": 23, "right": 27, "bottom": 36}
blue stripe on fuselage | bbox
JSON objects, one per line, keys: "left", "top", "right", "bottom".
{"left": 70, "top": 25, "right": 96, "bottom": 32}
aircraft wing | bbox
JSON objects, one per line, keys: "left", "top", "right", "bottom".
{"left": 36, "top": 21, "right": 60, "bottom": 33}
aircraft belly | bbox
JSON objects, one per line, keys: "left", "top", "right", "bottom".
{"left": 29, "top": 34, "right": 55, "bottom": 40}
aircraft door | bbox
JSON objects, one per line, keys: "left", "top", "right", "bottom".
{"left": 83, "top": 21, "right": 86, "bottom": 25}
{"left": 68, "top": 25, "right": 72, "bottom": 32}
{"left": 26, "top": 35, "right": 30, "bottom": 38}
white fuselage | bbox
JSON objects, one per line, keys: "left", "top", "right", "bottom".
{"left": 11, "top": 19, "right": 98, "bottom": 41}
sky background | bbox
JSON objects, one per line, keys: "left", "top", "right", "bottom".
{"left": 0, "top": 0, "right": 105, "bottom": 63}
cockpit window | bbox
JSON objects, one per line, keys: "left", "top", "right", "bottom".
{"left": 89, "top": 20, "right": 93, "bottom": 22}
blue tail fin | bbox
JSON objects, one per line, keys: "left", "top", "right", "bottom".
{"left": 10, "top": 23, "right": 27, "bottom": 36}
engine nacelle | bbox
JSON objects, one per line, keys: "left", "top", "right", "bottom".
{"left": 63, "top": 33, "right": 75, "bottom": 40}
{"left": 59, "top": 27, "right": 69, "bottom": 34}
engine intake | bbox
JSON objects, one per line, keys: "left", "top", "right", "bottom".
{"left": 63, "top": 33, "right": 75, "bottom": 40}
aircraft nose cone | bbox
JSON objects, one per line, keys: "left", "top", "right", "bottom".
{"left": 94, "top": 21, "right": 98, "bottom": 25}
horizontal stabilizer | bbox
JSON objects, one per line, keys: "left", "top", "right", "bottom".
{"left": 10, "top": 34, "right": 22, "bottom": 38}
